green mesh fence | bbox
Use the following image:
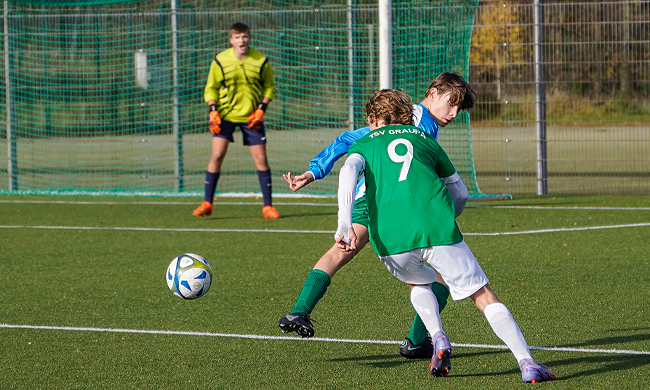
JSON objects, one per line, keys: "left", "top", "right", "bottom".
{"left": 0, "top": 0, "right": 492, "bottom": 197}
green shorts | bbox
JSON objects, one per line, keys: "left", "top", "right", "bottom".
{"left": 351, "top": 195, "right": 369, "bottom": 227}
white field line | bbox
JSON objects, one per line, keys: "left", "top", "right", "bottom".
{"left": 1, "top": 323, "right": 648, "bottom": 356}
{"left": 1, "top": 223, "right": 650, "bottom": 236}
{"left": 0, "top": 199, "right": 336, "bottom": 206}
{"left": 2, "top": 199, "right": 650, "bottom": 211}
{"left": 470, "top": 205, "right": 650, "bottom": 211}
{"left": 461, "top": 222, "right": 650, "bottom": 236}
{"left": 0, "top": 225, "right": 332, "bottom": 234}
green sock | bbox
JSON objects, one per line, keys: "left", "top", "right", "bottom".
{"left": 290, "top": 269, "right": 331, "bottom": 315}
{"left": 408, "top": 282, "right": 450, "bottom": 345}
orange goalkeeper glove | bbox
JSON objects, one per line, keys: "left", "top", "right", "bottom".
{"left": 208, "top": 105, "right": 221, "bottom": 135}
{"left": 247, "top": 103, "right": 267, "bottom": 130}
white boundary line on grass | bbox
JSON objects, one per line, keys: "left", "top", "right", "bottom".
{"left": 0, "top": 199, "right": 336, "bottom": 206}
{"left": 471, "top": 205, "right": 650, "bottom": 210}
{"left": 1, "top": 323, "right": 648, "bottom": 356}
{"left": 3, "top": 199, "right": 650, "bottom": 211}
{"left": 1, "top": 222, "right": 650, "bottom": 236}
{"left": 0, "top": 225, "right": 333, "bottom": 234}
{"left": 462, "top": 222, "right": 650, "bottom": 236}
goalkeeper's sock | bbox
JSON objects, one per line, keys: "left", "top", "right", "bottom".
{"left": 291, "top": 269, "right": 331, "bottom": 315}
{"left": 408, "top": 282, "right": 449, "bottom": 345}
{"left": 204, "top": 171, "right": 220, "bottom": 203}
{"left": 257, "top": 169, "right": 273, "bottom": 207}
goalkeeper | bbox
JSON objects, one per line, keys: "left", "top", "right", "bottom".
{"left": 278, "top": 72, "right": 474, "bottom": 358}
{"left": 193, "top": 22, "right": 280, "bottom": 219}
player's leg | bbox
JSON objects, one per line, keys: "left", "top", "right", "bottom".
{"left": 381, "top": 249, "right": 451, "bottom": 376}
{"left": 278, "top": 194, "right": 371, "bottom": 337}
{"left": 278, "top": 223, "right": 369, "bottom": 337}
{"left": 193, "top": 134, "right": 230, "bottom": 217}
{"left": 401, "top": 272, "right": 450, "bottom": 359}
{"left": 471, "top": 285, "right": 556, "bottom": 383}
{"left": 432, "top": 240, "right": 555, "bottom": 383}
{"left": 312, "top": 222, "right": 369, "bottom": 277}
{"left": 408, "top": 284, "right": 451, "bottom": 377}
{"left": 244, "top": 123, "right": 279, "bottom": 218}
{"left": 293, "top": 223, "right": 369, "bottom": 315}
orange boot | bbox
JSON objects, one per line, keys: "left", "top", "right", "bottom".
{"left": 263, "top": 205, "right": 280, "bottom": 219}
{"left": 193, "top": 201, "right": 213, "bottom": 217}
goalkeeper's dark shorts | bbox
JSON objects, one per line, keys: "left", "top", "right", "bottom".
{"left": 214, "top": 119, "right": 267, "bottom": 146}
{"left": 351, "top": 195, "right": 369, "bottom": 228}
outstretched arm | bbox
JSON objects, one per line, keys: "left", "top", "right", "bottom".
{"left": 284, "top": 127, "right": 370, "bottom": 192}
{"left": 283, "top": 171, "right": 315, "bottom": 192}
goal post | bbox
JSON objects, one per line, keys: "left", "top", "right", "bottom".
{"left": 0, "top": 0, "right": 498, "bottom": 198}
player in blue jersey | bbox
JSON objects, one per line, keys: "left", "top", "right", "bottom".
{"left": 278, "top": 73, "right": 474, "bottom": 359}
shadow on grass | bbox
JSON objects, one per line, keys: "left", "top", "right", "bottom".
{"left": 328, "top": 350, "right": 514, "bottom": 369}
{"left": 607, "top": 327, "right": 650, "bottom": 332}
{"left": 328, "top": 353, "right": 420, "bottom": 368}
{"left": 542, "top": 354, "right": 650, "bottom": 381}
{"left": 558, "top": 331, "right": 650, "bottom": 349}
{"left": 328, "top": 338, "right": 650, "bottom": 381}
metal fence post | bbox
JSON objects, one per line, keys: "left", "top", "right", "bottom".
{"left": 347, "top": 0, "right": 355, "bottom": 131}
{"left": 4, "top": 1, "right": 17, "bottom": 191}
{"left": 171, "top": 0, "right": 183, "bottom": 191}
{"left": 378, "top": 0, "right": 392, "bottom": 89}
{"left": 534, "top": 0, "right": 547, "bottom": 195}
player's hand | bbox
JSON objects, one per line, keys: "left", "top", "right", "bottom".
{"left": 335, "top": 224, "right": 357, "bottom": 252}
{"left": 283, "top": 171, "right": 315, "bottom": 192}
{"left": 209, "top": 110, "right": 221, "bottom": 135}
{"left": 247, "top": 108, "right": 265, "bottom": 130}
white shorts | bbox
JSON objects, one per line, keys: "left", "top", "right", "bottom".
{"left": 379, "top": 240, "right": 489, "bottom": 300}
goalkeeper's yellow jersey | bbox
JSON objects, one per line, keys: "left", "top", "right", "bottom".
{"left": 204, "top": 47, "right": 275, "bottom": 123}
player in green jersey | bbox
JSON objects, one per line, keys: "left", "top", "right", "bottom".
{"left": 335, "top": 89, "right": 556, "bottom": 383}
{"left": 193, "top": 22, "right": 280, "bottom": 219}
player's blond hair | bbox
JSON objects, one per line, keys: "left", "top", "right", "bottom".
{"left": 365, "top": 88, "right": 414, "bottom": 127}
{"left": 425, "top": 72, "right": 476, "bottom": 111}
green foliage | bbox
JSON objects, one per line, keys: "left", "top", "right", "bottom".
{"left": 549, "top": 94, "right": 650, "bottom": 124}
{"left": 1, "top": 195, "right": 649, "bottom": 389}
{"left": 475, "top": 92, "right": 650, "bottom": 125}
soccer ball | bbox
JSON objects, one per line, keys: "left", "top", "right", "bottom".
{"left": 166, "top": 253, "right": 212, "bottom": 299}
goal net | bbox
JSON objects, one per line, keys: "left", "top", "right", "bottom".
{"left": 0, "top": 0, "right": 489, "bottom": 197}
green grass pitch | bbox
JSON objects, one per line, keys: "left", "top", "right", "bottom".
{"left": 1, "top": 194, "right": 649, "bottom": 389}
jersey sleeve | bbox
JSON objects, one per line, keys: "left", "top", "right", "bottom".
{"left": 260, "top": 60, "right": 275, "bottom": 100}
{"left": 307, "top": 126, "right": 370, "bottom": 180}
{"left": 204, "top": 60, "right": 222, "bottom": 104}
{"left": 434, "top": 142, "right": 457, "bottom": 179}
{"left": 441, "top": 173, "right": 469, "bottom": 217}
{"left": 336, "top": 153, "right": 366, "bottom": 243}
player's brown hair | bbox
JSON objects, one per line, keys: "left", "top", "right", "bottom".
{"left": 424, "top": 72, "right": 476, "bottom": 111}
{"left": 229, "top": 22, "right": 250, "bottom": 36}
{"left": 365, "top": 88, "right": 414, "bottom": 127}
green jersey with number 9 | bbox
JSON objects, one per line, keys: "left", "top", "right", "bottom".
{"left": 348, "top": 124, "right": 463, "bottom": 256}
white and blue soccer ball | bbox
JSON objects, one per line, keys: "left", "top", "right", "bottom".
{"left": 166, "top": 253, "right": 212, "bottom": 299}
